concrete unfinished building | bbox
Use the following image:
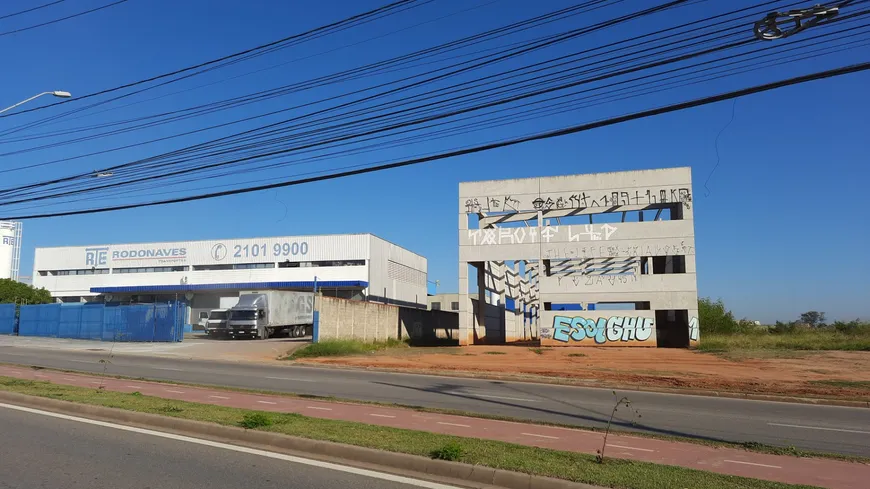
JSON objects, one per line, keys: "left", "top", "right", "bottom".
{"left": 458, "top": 167, "right": 699, "bottom": 347}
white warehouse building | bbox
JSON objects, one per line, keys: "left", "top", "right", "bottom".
{"left": 32, "top": 234, "right": 427, "bottom": 327}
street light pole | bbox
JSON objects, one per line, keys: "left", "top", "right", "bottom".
{"left": 0, "top": 91, "right": 72, "bottom": 115}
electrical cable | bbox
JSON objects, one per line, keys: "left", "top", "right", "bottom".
{"left": 0, "top": 0, "right": 65, "bottom": 21}
{"left": 2, "top": 61, "right": 866, "bottom": 220}
{"left": 0, "top": 0, "right": 130, "bottom": 39}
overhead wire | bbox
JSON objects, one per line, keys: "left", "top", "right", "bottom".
{"left": 0, "top": 0, "right": 66, "bottom": 21}
{"left": 0, "top": 0, "right": 848, "bottom": 201}
{"left": 5, "top": 0, "right": 864, "bottom": 205}
{"left": 0, "top": 0, "right": 130, "bottom": 39}
{"left": 2, "top": 60, "right": 867, "bottom": 220}
{"left": 11, "top": 20, "right": 870, "bottom": 212}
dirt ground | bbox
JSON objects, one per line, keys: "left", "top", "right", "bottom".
{"left": 295, "top": 346, "right": 870, "bottom": 401}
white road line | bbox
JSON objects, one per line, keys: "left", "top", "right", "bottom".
{"left": 89, "top": 381, "right": 102, "bottom": 385}
{"left": 0, "top": 403, "right": 462, "bottom": 489}
{"left": 165, "top": 390, "right": 185, "bottom": 394}
{"left": 521, "top": 433, "right": 559, "bottom": 440}
{"left": 265, "top": 376, "right": 314, "bottom": 382}
{"left": 724, "top": 460, "right": 782, "bottom": 469}
{"left": 153, "top": 367, "right": 184, "bottom": 371}
{"left": 473, "top": 394, "right": 539, "bottom": 403}
{"left": 369, "top": 414, "right": 396, "bottom": 419}
{"left": 257, "top": 401, "right": 278, "bottom": 405}
{"left": 208, "top": 395, "right": 230, "bottom": 400}
{"left": 607, "top": 444, "right": 655, "bottom": 453}
{"left": 126, "top": 385, "right": 141, "bottom": 389}
{"left": 306, "top": 406, "right": 332, "bottom": 411}
{"left": 768, "top": 423, "right": 870, "bottom": 435}
{"left": 62, "top": 378, "right": 79, "bottom": 382}
{"left": 437, "top": 422, "right": 471, "bottom": 428}
{"left": 67, "top": 360, "right": 93, "bottom": 364}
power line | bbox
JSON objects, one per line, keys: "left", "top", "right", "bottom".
{"left": 0, "top": 0, "right": 130, "bottom": 39}
{"left": 0, "top": 0, "right": 426, "bottom": 118}
{"left": 8, "top": 3, "right": 864, "bottom": 205}
{"left": 0, "top": 0, "right": 65, "bottom": 21}
{"left": 3, "top": 61, "right": 867, "bottom": 220}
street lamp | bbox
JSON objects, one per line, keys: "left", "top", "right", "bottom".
{"left": 0, "top": 90, "right": 72, "bottom": 115}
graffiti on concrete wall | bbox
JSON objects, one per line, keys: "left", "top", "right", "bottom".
{"left": 466, "top": 224, "right": 618, "bottom": 246}
{"left": 465, "top": 187, "right": 692, "bottom": 214}
{"left": 542, "top": 241, "right": 694, "bottom": 259}
{"left": 546, "top": 315, "right": 654, "bottom": 344}
{"left": 556, "top": 274, "right": 639, "bottom": 287}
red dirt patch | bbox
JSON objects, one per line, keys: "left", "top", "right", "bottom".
{"left": 295, "top": 346, "right": 870, "bottom": 400}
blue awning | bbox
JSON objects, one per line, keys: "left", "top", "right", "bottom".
{"left": 90, "top": 280, "right": 368, "bottom": 293}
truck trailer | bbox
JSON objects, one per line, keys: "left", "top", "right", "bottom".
{"left": 226, "top": 291, "right": 315, "bottom": 339}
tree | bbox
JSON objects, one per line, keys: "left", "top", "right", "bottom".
{"left": 799, "top": 311, "right": 826, "bottom": 327}
{"left": 698, "top": 297, "right": 739, "bottom": 334}
{"left": 0, "top": 279, "right": 53, "bottom": 305}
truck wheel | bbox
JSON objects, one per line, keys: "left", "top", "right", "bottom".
{"left": 296, "top": 325, "right": 305, "bottom": 337}
{"left": 262, "top": 328, "right": 271, "bottom": 340}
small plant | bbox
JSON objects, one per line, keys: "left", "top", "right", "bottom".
{"left": 430, "top": 441, "right": 464, "bottom": 461}
{"left": 130, "top": 391, "right": 142, "bottom": 397}
{"left": 158, "top": 405, "right": 184, "bottom": 413}
{"left": 596, "top": 391, "right": 642, "bottom": 463}
{"left": 239, "top": 412, "right": 273, "bottom": 429}
{"left": 483, "top": 351, "right": 506, "bottom": 355}
{"left": 529, "top": 347, "right": 544, "bottom": 355}
{"left": 567, "top": 353, "right": 586, "bottom": 358}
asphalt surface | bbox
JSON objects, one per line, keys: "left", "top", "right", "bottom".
{"left": 0, "top": 403, "right": 453, "bottom": 489}
{"left": 1, "top": 346, "right": 868, "bottom": 457}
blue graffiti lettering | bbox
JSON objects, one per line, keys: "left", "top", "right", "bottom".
{"left": 550, "top": 316, "right": 655, "bottom": 344}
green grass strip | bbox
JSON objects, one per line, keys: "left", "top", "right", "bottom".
{"left": 0, "top": 376, "right": 817, "bottom": 489}
{"left": 289, "top": 338, "right": 409, "bottom": 358}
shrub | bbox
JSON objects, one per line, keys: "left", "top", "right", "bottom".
{"left": 239, "top": 413, "right": 273, "bottom": 429}
{"left": 430, "top": 441, "right": 463, "bottom": 461}
{"left": 698, "top": 297, "right": 740, "bottom": 334}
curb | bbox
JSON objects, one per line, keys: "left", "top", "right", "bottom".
{"left": 0, "top": 391, "right": 602, "bottom": 489}
{"left": 290, "top": 362, "right": 870, "bottom": 409}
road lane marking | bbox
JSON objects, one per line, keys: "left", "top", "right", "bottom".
{"left": 724, "top": 460, "right": 782, "bottom": 469}
{"left": 473, "top": 394, "right": 539, "bottom": 403}
{"left": 153, "top": 367, "right": 184, "bottom": 371}
{"left": 257, "top": 401, "right": 278, "bottom": 405}
{"left": 522, "top": 433, "right": 559, "bottom": 439}
{"left": 63, "top": 377, "right": 79, "bottom": 382}
{"left": 89, "top": 381, "right": 102, "bottom": 385}
{"left": 0, "top": 403, "right": 463, "bottom": 489}
{"left": 437, "top": 422, "right": 471, "bottom": 428}
{"left": 307, "top": 406, "right": 332, "bottom": 411}
{"left": 68, "top": 360, "right": 93, "bottom": 364}
{"left": 126, "top": 385, "right": 141, "bottom": 389}
{"left": 265, "top": 376, "right": 314, "bottom": 382}
{"left": 209, "top": 395, "right": 230, "bottom": 400}
{"left": 165, "top": 390, "right": 185, "bottom": 394}
{"left": 369, "top": 414, "right": 396, "bottom": 419}
{"left": 607, "top": 444, "right": 654, "bottom": 452}
{"left": 768, "top": 423, "right": 870, "bottom": 435}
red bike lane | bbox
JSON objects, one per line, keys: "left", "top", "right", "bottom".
{"left": 0, "top": 364, "right": 866, "bottom": 489}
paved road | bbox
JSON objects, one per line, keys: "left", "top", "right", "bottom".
{"left": 0, "top": 402, "right": 458, "bottom": 489}
{"left": 1, "top": 346, "right": 868, "bottom": 456}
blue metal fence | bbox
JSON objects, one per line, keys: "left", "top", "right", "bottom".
{"left": 0, "top": 304, "right": 16, "bottom": 335}
{"left": 16, "top": 302, "right": 183, "bottom": 342}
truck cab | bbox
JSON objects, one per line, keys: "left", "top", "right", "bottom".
{"left": 204, "top": 309, "right": 230, "bottom": 336}
{"left": 227, "top": 294, "right": 269, "bottom": 339}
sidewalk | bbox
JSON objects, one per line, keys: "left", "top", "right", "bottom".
{"left": 1, "top": 364, "right": 866, "bottom": 489}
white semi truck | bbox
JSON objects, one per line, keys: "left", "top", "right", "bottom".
{"left": 226, "top": 291, "right": 315, "bottom": 339}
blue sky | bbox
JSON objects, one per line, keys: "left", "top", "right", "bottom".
{"left": 0, "top": 0, "right": 867, "bottom": 323}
